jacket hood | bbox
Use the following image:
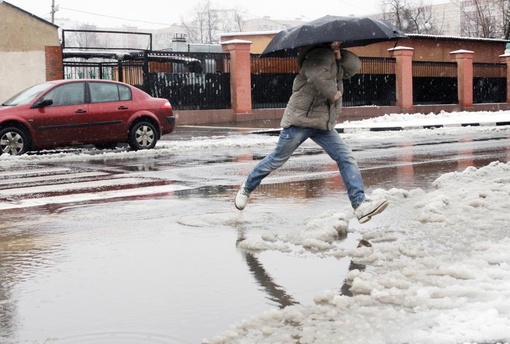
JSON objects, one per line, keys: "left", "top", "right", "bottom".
{"left": 296, "top": 43, "right": 330, "bottom": 67}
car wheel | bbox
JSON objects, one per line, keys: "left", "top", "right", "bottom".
{"left": 0, "top": 127, "right": 30, "bottom": 156}
{"left": 128, "top": 121, "right": 157, "bottom": 150}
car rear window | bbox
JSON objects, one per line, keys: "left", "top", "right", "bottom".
{"left": 90, "top": 83, "right": 131, "bottom": 103}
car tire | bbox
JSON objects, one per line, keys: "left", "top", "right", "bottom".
{"left": 128, "top": 121, "right": 158, "bottom": 150}
{"left": 0, "top": 126, "right": 30, "bottom": 156}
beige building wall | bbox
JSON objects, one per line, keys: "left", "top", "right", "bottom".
{"left": 0, "top": 2, "right": 60, "bottom": 100}
{"left": 0, "top": 51, "right": 46, "bottom": 101}
{"left": 221, "top": 31, "right": 280, "bottom": 54}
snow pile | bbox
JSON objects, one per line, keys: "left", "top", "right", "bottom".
{"left": 341, "top": 110, "right": 510, "bottom": 129}
{"left": 206, "top": 161, "right": 510, "bottom": 344}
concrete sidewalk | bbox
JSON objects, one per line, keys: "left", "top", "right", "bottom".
{"left": 251, "top": 113, "right": 510, "bottom": 135}
{"left": 172, "top": 112, "right": 510, "bottom": 138}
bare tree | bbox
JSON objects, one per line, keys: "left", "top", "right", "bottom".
{"left": 448, "top": 0, "right": 509, "bottom": 38}
{"left": 380, "top": 0, "right": 442, "bottom": 34}
{"left": 380, "top": 0, "right": 408, "bottom": 31}
{"left": 70, "top": 25, "right": 101, "bottom": 48}
{"left": 495, "top": 0, "right": 510, "bottom": 39}
{"left": 180, "top": 0, "right": 215, "bottom": 43}
{"left": 180, "top": 0, "right": 246, "bottom": 44}
{"left": 458, "top": 0, "right": 498, "bottom": 37}
{"left": 381, "top": 0, "right": 508, "bottom": 38}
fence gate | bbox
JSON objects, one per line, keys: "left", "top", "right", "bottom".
{"left": 61, "top": 29, "right": 232, "bottom": 110}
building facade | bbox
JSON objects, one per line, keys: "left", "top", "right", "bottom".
{"left": 0, "top": 1, "right": 60, "bottom": 100}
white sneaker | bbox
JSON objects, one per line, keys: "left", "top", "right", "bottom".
{"left": 235, "top": 185, "right": 252, "bottom": 210}
{"left": 354, "top": 198, "right": 388, "bottom": 224}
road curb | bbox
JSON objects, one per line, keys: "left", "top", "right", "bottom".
{"left": 253, "top": 121, "right": 510, "bottom": 135}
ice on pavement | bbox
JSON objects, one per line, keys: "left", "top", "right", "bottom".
{"left": 203, "top": 111, "right": 510, "bottom": 344}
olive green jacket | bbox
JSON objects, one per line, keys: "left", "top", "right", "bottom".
{"left": 280, "top": 47, "right": 361, "bottom": 131}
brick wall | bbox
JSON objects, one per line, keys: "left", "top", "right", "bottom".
{"left": 45, "top": 46, "right": 63, "bottom": 80}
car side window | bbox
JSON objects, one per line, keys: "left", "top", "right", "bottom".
{"left": 43, "top": 83, "right": 85, "bottom": 106}
{"left": 118, "top": 85, "right": 131, "bottom": 101}
{"left": 90, "top": 83, "right": 132, "bottom": 103}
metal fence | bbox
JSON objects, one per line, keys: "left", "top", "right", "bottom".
{"left": 251, "top": 56, "right": 397, "bottom": 109}
{"left": 412, "top": 61, "right": 458, "bottom": 104}
{"left": 411, "top": 61, "right": 508, "bottom": 104}
{"left": 251, "top": 56, "right": 298, "bottom": 109}
{"left": 345, "top": 57, "right": 396, "bottom": 107}
{"left": 145, "top": 52, "right": 231, "bottom": 110}
{"left": 473, "top": 62, "right": 507, "bottom": 103}
{"left": 63, "top": 51, "right": 508, "bottom": 110}
{"left": 63, "top": 51, "right": 231, "bottom": 110}
{"left": 64, "top": 61, "right": 118, "bottom": 80}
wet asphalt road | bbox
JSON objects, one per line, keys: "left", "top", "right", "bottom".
{"left": 1, "top": 124, "right": 510, "bottom": 343}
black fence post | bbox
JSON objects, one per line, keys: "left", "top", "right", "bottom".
{"left": 117, "top": 60, "right": 123, "bottom": 83}
{"left": 142, "top": 50, "right": 149, "bottom": 92}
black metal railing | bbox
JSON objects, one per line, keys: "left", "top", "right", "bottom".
{"left": 63, "top": 51, "right": 231, "bottom": 110}
{"left": 413, "top": 61, "right": 458, "bottom": 104}
{"left": 251, "top": 56, "right": 397, "bottom": 109}
{"left": 345, "top": 57, "right": 396, "bottom": 107}
{"left": 63, "top": 51, "right": 508, "bottom": 111}
{"left": 473, "top": 63, "right": 507, "bottom": 103}
{"left": 145, "top": 52, "right": 231, "bottom": 110}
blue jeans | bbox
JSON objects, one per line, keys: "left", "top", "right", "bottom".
{"left": 244, "top": 126, "right": 366, "bottom": 209}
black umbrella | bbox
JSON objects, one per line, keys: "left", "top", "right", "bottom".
{"left": 260, "top": 15, "right": 407, "bottom": 58}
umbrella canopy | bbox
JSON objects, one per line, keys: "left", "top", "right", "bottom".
{"left": 260, "top": 15, "right": 407, "bottom": 58}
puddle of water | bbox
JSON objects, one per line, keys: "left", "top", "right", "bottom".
{"left": 251, "top": 250, "right": 353, "bottom": 306}
{"left": 2, "top": 199, "right": 356, "bottom": 344}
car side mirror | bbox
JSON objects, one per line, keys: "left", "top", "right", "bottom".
{"left": 32, "top": 99, "right": 54, "bottom": 108}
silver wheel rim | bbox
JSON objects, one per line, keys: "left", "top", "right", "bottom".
{"left": 1, "top": 131, "right": 24, "bottom": 155}
{"left": 135, "top": 125, "right": 155, "bottom": 148}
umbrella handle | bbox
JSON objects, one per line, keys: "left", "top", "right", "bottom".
{"left": 331, "top": 41, "right": 342, "bottom": 59}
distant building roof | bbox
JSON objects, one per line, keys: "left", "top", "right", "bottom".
{"left": 407, "top": 34, "right": 510, "bottom": 43}
{"left": 220, "top": 31, "right": 281, "bottom": 37}
{"left": 221, "top": 32, "right": 509, "bottom": 43}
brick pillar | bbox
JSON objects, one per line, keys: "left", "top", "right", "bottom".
{"left": 388, "top": 46, "right": 414, "bottom": 112}
{"left": 450, "top": 49, "right": 474, "bottom": 109}
{"left": 221, "top": 39, "right": 252, "bottom": 114}
{"left": 45, "top": 45, "right": 63, "bottom": 81}
{"left": 499, "top": 53, "right": 510, "bottom": 103}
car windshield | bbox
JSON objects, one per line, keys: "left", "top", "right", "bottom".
{"left": 2, "top": 82, "right": 55, "bottom": 106}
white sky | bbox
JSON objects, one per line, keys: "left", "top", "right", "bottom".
{"left": 5, "top": 0, "right": 452, "bottom": 29}
{"left": 2, "top": 109, "right": 510, "bottom": 342}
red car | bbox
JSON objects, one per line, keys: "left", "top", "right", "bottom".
{"left": 0, "top": 79, "right": 176, "bottom": 155}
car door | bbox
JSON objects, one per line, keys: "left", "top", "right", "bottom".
{"left": 86, "top": 82, "right": 134, "bottom": 141}
{"left": 32, "top": 82, "right": 90, "bottom": 146}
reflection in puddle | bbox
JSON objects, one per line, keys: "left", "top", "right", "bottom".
{"left": 241, "top": 250, "right": 299, "bottom": 308}
{"left": 47, "top": 332, "right": 192, "bottom": 344}
{"left": 237, "top": 226, "right": 367, "bottom": 309}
